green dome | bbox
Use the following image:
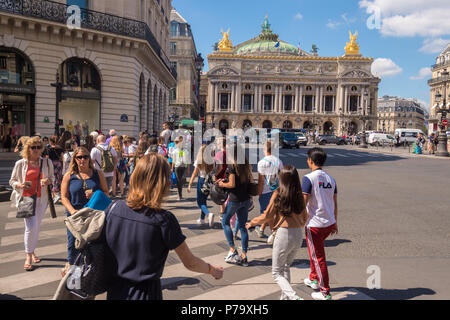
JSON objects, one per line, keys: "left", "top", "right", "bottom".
{"left": 236, "top": 40, "right": 298, "bottom": 55}
{"left": 234, "top": 16, "right": 301, "bottom": 57}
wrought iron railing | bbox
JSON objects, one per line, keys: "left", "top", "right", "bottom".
{"left": 0, "top": 0, "right": 177, "bottom": 79}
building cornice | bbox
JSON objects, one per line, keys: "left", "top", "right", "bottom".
{"left": 208, "top": 53, "right": 374, "bottom": 62}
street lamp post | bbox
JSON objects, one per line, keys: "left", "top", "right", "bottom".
{"left": 358, "top": 92, "right": 369, "bottom": 149}
{"left": 434, "top": 71, "right": 449, "bottom": 157}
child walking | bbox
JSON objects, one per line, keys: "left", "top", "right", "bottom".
{"left": 246, "top": 165, "right": 307, "bottom": 300}
{"left": 188, "top": 145, "right": 215, "bottom": 228}
{"left": 302, "top": 148, "right": 338, "bottom": 300}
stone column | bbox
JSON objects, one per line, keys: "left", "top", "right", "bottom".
{"left": 236, "top": 83, "right": 242, "bottom": 113}
{"left": 299, "top": 86, "right": 304, "bottom": 114}
{"left": 294, "top": 86, "right": 299, "bottom": 113}
{"left": 344, "top": 85, "right": 348, "bottom": 114}
{"left": 214, "top": 83, "right": 219, "bottom": 113}
{"left": 231, "top": 84, "right": 236, "bottom": 112}
{"left": 208, "top": 82, "right": 213, "bottom": 113}
{"left": 274, "top": 86, "right": 279, "bottom": 113}
{"left": 279, "top": 86, "right": 283, "bottom": 113}
{"left": 315, "top": 86, "right": 319, "bottom": 112}
{"left": 319, "top": 86, "right": 324, "bottom": 114}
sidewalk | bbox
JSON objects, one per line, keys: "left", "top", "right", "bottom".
{"left": 346, "top": 144, "right": 450, "bottom": 160}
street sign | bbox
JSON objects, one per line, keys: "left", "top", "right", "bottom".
{"left": 442, "top": 120, "right": 448, "bottom": 126}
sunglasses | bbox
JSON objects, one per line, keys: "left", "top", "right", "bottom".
{"left": 31, "top": 146, "right": 42, "bottom": 150}
{"left": 76, "top": 155, "right": 90, "bottom": 160}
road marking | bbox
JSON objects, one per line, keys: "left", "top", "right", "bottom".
{"left": 5, "top": 215, "right": 66, "bottom": 231}
{"left": 0, "top": 266, "right": 61, "bottom": 294}
{"left": 187, "top": 265, "right": 311, "bottom": 300}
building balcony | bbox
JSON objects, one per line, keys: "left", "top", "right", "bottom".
{"left": 432, "top": 61, "right": 450, "bottom": 69}
{"left": 0, "top": 0, "right": 176, "bottom": 79}
{"left": 428, "top": 75, "right": 450, "bottom": 85}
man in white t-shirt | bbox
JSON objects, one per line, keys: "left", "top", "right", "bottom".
{"left": 91, "top": 134, "right": 118, "bottom": 194}
{"left": 302, "top": 147, "right": 338, "bottom": 301}
{"left": 161, "top": 123, "right": 172, "bottom": 147}
{"left": 256, "top": 141, "right": 283, "bottom": 238}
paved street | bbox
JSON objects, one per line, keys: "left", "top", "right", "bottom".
{"left": 1, "top": 146, "right": 449, "bottom": 300}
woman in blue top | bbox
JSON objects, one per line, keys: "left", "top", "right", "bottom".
{"left": 104, "top": 153, "right": 223, "bottom": 300}
{"left": 60, "top": 146, "right": 108, "bottom": 275}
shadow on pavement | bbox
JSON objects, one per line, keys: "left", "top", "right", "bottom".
{"left": 250, "top": 258, "right": 335, "bottom": 268}
{"left": 0, "top": 294, "right": 23, "bottom": 300}
{"left": 161, "top": 277, "right": 200, "bottom": 291}
{"left": 332, "top": 286, "right": 436, "bottom": 300}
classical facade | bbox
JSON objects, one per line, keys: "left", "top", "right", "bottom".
{"left": 377, "top": 96, "right": 427, "bottom": 134}
{"left": 0, "top": 0, "right": 176, "bottom": 140}
{"left": 168, "top": 8, "right": 202, "bottom": 125}
{"left": 428, "top": 44, "right": 450, "bottom": 134}
{"left": 206, "top": 17, "right": 380, "bottom": 136}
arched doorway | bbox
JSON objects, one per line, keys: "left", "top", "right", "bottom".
{"left": 303, "top": 121, "right": 312, "bottom": 130}
{"left": 262, "top": 120, "right": 272, "bottom": 129}
{"left": 153, "top": 85, "right": 158, "bottom": 134}
{"left": 0, "top": 47, "right": 35, "bottom": 139}
{"left": 147, "top": 81, "right": 152, "bottom": 131}
{"left": 323, "top": 121, "right": 334, "bottom": 135}
{"left": 283, "top": 120, "right": 293, "bottom": 129}
{"left": 139, "top": 74, "right": 145, "bottom": 132}
{"left": 58, "top": 57, "right": 101, "bottom": 139}
{"left": 348, "top": 121, "right": 358, "bottom": 135}
{"left": 219, "top": 119, "right": 229, "bottom": 134}
{"left": 242, "top": 119, "right": 252, "bottom": 131}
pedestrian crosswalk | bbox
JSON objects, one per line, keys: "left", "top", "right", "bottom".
{"left": 0, "top": 195, "right": 374, "bottom": 300}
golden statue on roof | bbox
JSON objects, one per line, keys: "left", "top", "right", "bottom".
{"left": 218, "top": 29, "right": 233, "bottom": 52}
{"left": 345, "top": 30, "right": 360, "bottom": 55}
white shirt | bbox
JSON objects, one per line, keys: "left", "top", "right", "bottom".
{"left": 302, "top": 169, "right": 337, "bottom": 228}
{"left": 161, "top": 129, "right": 172, "bottom": 146}
{"left": 194, "top": 160, "right": 208, "bottom": 178}
{"left": 90, "top": 143, "right": 118, "bottom": 178}
{"left": 257, "top": 155, "right": 283, "bottom": 194}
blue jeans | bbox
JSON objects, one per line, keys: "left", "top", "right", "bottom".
{"left": 259, "top": 192, "right": 274, "bottom": 214}
{"left": 222, "top": 199, "right": 250, "bottom": 254}
{"left": 66, "top": 210, "right": 80, "bottom": 265}
{"left": 197, "top": 177, "right": 210, "bottom": 220}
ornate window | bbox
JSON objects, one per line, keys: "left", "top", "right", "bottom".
{"left": 327, "top": 86, "right": 333, "bottom": 92}
{"left": 285, "top": 85, "right": 292, "bottom": 91}
{"left": 306, "top": 86, "right": 312, "bottom": 91}
{"left": 244, "top": 84, "right": 251, "bottom": 90}
{"left": 265, "top": 85, "right": 272, "bottom": 91}
{"left": 351, "top": 86, "right": 358, "bottom": 92}
{"left": 222, "top": 83, "right": 228, "bottom": 89}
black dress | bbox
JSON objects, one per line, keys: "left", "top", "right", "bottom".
{"left": 104, "top": 200, "right": 186, "bottom": 300}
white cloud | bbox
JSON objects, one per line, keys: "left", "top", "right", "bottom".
{"left": 410, "top": 67, "right": 432, "bottom": 80}
{"left": 417, "top": 99, "right": 430, "bottom": 112}
{"left": 359, "top": 0, "right": 450, "bottom": 39}
{"left": 419, "top": 38, "right": 450, "bottom": 54}
{"left": 326, "top": 13, "right": 356, "bottom": 29}
{"left": 294, "top": 13, "right": 303, "bottom": 20}
{"left": 326, "top": 19, "right": 341, "bottom": 29}
{"left": 372, "top": 58, "right": 403, "bottom": 77}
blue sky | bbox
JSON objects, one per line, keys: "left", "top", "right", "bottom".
{"left": 172, "top": 0, "right": 450, "bottom": 111}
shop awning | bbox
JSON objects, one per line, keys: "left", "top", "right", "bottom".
{"left": 181, "top": 119, "right": 196, "bottom": 127}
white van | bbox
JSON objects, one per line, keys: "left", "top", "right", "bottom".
{"left": 368, "top": 133, "right": 395, "bottom": 146}
{"left": 394, "top": 129, "right": 425, "bottom": 145}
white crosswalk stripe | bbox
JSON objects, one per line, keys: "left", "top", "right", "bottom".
{"left": 0, "top": 198, "right": 374, "bottom": 301}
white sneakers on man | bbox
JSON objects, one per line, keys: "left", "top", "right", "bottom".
{"left": 208, "top": 213, "right": 215, "bottom": 228}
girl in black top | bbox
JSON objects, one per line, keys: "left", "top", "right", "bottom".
{"left": 104, "top": 153, "right": 223, "bottom": 300}
{"left": 216, "top": 144, "right": 254, "bottom": 267}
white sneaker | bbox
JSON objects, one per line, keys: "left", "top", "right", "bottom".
{"left": 208, "top": 213, "right": 215, "bottom": 228}
{"left": 255, "top": 226, "right": 265, "bottom": 238}
{"left": 53, "top": 194, "right": 61, "bottom": 204}
{"left": 304, "top": 278, "right": 319, "bottom": 290}
{"left": 196, "top": 219, "right": 206, "bottom": 225}
{"left": 311, "top": 292, "right": 332, "bottom": 300}
{"left": 224, "top": 250, "right": 239, "bottom": 263}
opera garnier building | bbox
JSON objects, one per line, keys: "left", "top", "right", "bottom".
{"left": 206, "top": 16, "right": 381, "bottom": 136}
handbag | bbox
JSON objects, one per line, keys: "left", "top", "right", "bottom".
{"left": 267, "top": 215, "right": 287, "bottom": 245}
{"left": 209, "top": 184, "right": 228, "bottom": 205}
{"left": 66, "top": 240, "right": 110, "bottom": 299}
{"left": 46, "top": 159, "right": 57, "bottom": 219}
{"left": 16, "top": 160, "right": 43, "bottom": 219}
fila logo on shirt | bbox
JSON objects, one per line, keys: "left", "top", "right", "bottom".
{"left": 318, "top": 181, "right": 333, "bottom": 189}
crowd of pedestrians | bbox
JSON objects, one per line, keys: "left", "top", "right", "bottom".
{"left": 9, "top": 121, "right": 339, "bottom": 301}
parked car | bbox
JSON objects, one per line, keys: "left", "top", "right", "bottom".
{"left": 368, "top": 133, "right": 395, "bottom": 146}
{"left": 317, "top": 135, "right": 347, "bottom": 145}
{"left": 279, "top": 132, "right": 298, "bottom": 149}
{"left": 296, "top": 133, "right": 308, "bottom": 147}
